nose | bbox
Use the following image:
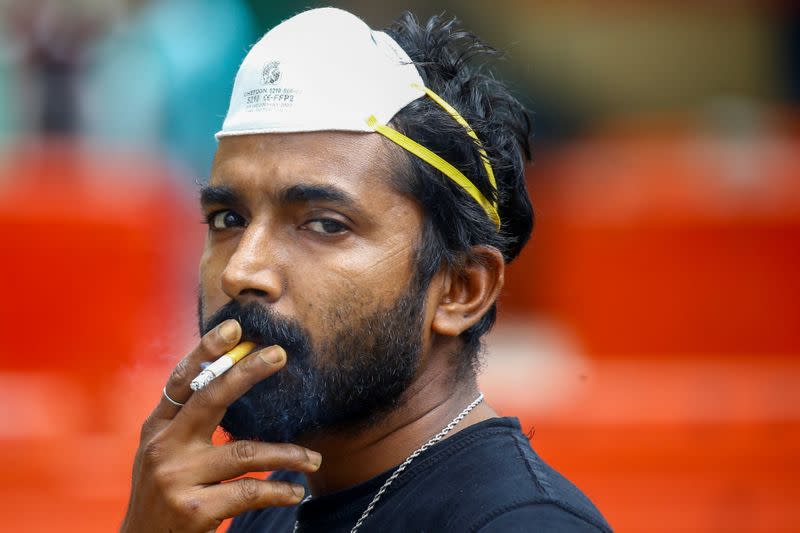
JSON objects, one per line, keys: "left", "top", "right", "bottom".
{"left": 220, "top": 224, "right": 283, "bottom": 304}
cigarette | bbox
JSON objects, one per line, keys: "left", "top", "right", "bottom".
{"left": 190, "top": 341, "right": 257, "bottom": 391}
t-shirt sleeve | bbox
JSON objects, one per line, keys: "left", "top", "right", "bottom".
{"left": 474, "top": 502, "right": 611, "bottom": 532}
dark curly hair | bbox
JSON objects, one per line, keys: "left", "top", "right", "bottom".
{"left": 384, "top": 12, "right": 534, "bottom": 375}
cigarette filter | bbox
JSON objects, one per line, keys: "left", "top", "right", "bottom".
{"left": 190, "top": 341, "right": 256, "bottom": 391}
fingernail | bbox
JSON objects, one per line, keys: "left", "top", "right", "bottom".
{"left": 291, "top": 484, "right": 306, "bottom": 498}
{"left": 259, "top": 345, "right": 286, "bottom": 365}
{"left": 306, "top": 450, "right": 322, "bottom": 469}
{"left": 219, "top": 320, "right": 239, "bottom": 342}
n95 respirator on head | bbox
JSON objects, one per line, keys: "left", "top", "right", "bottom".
{"left": 217, "top": 7, "right": 424, "bottom": 137}
{"left": 217, "top": 7, "right": 500, "bottom": 229}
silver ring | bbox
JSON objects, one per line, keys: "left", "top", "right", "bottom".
{"left": 162, "top": 386, "right": 184, "bottom": 407}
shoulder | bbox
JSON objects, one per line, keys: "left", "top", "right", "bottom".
{"left": 471, "top": 502, "right": 609, "bottom": 532}
{"left": 400, "top": 417, "right": 612, "bottom": 532}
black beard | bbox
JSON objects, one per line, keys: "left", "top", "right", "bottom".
{"left": 198, "top": 281, "right": 426, "bottom": 443}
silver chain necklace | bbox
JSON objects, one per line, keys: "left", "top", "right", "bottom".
{"left": 293, "top": 393, "right": 485, "bottom": 533}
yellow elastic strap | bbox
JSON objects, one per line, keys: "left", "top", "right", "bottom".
{"left": 367, "top": 115, "right": 501, "bottom": 228}
{"left": 411, "top": 83, "right": 497, "bottom": 191}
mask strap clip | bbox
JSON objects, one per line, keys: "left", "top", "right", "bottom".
{"left": 366, "top": 115, "right": 501, "bottom": 228}
{"left": 365, "top": 83, "right": 500, "bottom": 230}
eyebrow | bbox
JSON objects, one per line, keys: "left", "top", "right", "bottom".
{"left": 199, "top": 184, "right": 240, "bottom": 209}
{"left": 199, "top": 182, "right": 372, "bottom": 223}
{"left": 278, "top": 184, "right": 356, "bottom": 207}
{"left": 278, "top": 183, "right": 371, "bottom": 223}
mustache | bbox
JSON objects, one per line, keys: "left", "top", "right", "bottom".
{"left": 202, "top": 300, "right": 313, "bottom": 359}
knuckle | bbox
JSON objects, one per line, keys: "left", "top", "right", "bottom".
{"left": 236, "top": 359, "right": 267, "bottom": 386}
{"left": 200, "top": 329, "right": 221, "bottom": 353}
{"left": 151, "top": 466, "right": 173, "bottom": 492}
{"left": 273, "top": 482, "right": 301, "bottom": 504}
{"left": 139, "top": 416, "right": 155, "bottom": 443}
{"left": 164, "top": 493, "right": 192, "bottom": 520}
{"left": 235, "top": 362, "right": 264, "bottom": 388}
{"left": 141, "top": 439, "right": 166, "bottom": 468}
{"left": 232, "top": 440, "right": 257, "bottom": 464}
{"left": 285, "top": 444, "right": 310, "bottom": 466}
{"left": 176, "top": 494, "right": 202, "bottom": 519}
{"left": 170, "top": 358, "right": 191, "bottom": 385}
{"left": 239, "top": 353, "right": 259, "bottom": 372}
{"left": 237, "top": 477, "right": 260, "bottom": 504}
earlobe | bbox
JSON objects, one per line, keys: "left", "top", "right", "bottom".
{"left": 431, "top": 247, "right": 504, "bottom": 337}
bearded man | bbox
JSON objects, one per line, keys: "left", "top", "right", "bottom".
{"left": 121, "top": 8, "right": 611, "bottom": 533}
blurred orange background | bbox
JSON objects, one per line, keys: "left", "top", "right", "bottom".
{"left": 0, "top": 1, "right": 798, "bottom": 531}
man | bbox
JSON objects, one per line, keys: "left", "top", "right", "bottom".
{"left": 122, "top": 7, "right": 612, "bottom": 532}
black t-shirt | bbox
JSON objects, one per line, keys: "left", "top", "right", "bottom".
{"left": 229, "top": 417, "right": 612, "bottom": 532}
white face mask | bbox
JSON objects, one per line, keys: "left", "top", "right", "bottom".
{"left": 216, "top": 7, "right": 425, "bottom": 138}
{"left": 216, "top": 7, "right": 500, "bottom": 229}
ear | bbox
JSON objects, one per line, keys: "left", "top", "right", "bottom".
{"left": 431, "top": 246, "right": 505, "bottom": 337}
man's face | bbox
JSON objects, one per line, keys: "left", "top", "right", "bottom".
{"left": 199, "top": 132, "right": 432, "bottom": 442}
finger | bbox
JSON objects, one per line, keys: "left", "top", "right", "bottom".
{"left": 192, "top": 441, "right": 321, "bottom": 484}
{"left": 152, "top": 319, "right": 242, "bottom": 422}
{"left": 172, "top": 345, "right": 287, "bottom": 440}
{"left": 202, "top": 477, "right": 307, "bottom": 521}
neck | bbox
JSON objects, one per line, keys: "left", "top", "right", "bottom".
{"left": 298, "top": 374, "right": 496, "bottom": 496}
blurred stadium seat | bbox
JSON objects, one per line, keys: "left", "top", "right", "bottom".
{"left": 0, "top": 141, "right": 203, "bottom": 531}
{"left": 493, "top": 120, "right": 800, "bottom": 532}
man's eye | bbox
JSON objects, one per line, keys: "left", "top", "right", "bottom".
{"left": 304, "top": 218, "right": 349, "bottom": 235}
{"left": 207, "top": 210, "right": 245, "bottom": 230}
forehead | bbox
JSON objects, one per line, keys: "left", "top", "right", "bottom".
{"left": 210, "top": 131, "right": 402, "bottom": 201}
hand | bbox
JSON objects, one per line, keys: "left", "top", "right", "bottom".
{"left": 120, "top": 320, "right": 322, "bottom": 533}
